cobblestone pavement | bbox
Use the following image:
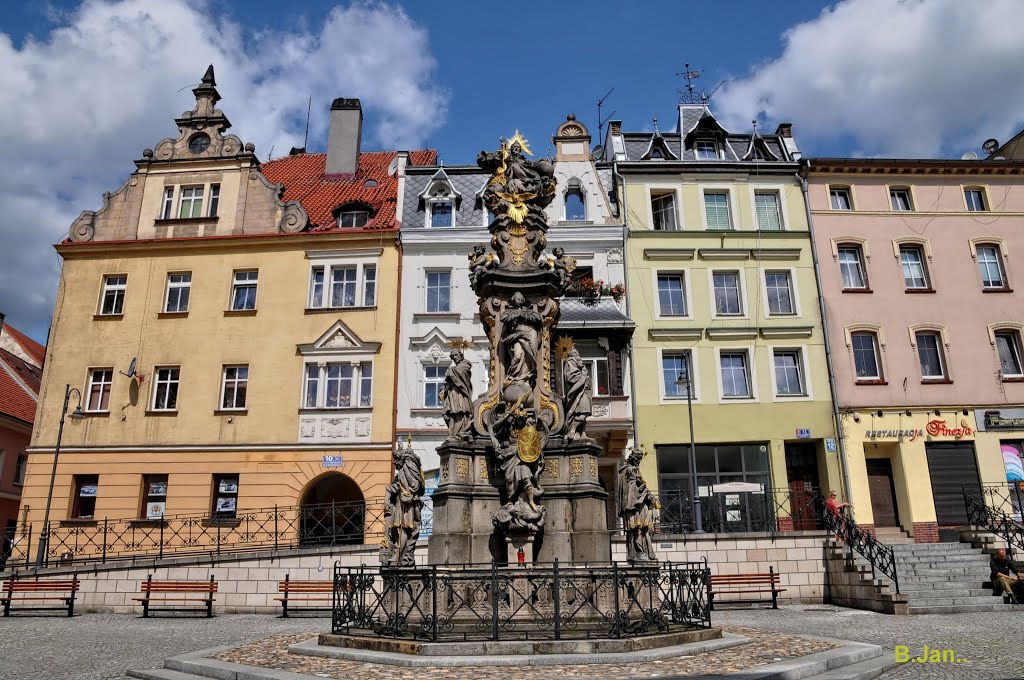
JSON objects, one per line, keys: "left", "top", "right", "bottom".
{"left": 212, "top": 627, "right": 836, "bottom": 678}
{"left": 714, "top": 605, "right": 1024, "bottom": 679}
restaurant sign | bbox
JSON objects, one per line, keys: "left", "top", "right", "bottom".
{"left": 976, "top": 409, "right": 1024, "bottom": 431}
{"left": 866, "top": 428, "right": 923, "bottom": 441}
{"left": 866, "top": 418, "right": 973, "bottom": 440}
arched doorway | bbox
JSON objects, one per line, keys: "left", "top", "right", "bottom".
{"left": 299, "top": 472, "right": 365, "bottom": 546}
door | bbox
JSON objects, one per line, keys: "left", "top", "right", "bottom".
{"left": 785, "top": 443, "right": 823, "bottom": 530}
{"left": 866, "top": 458, "right": 900, "bottom": 527}
{"left": 926, "top": 442, "right": 982, "bottom": 530}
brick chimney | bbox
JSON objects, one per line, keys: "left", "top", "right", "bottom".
{"left": 326, "top": 98, "right": 363, "bottom": 176}
{"left": 775, "top": 123, "right": 793, "bottom": 138}
{"left": 775, "top": 122, "right": 800, "bottom": 160}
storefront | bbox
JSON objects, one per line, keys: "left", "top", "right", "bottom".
{"left": 975, "top": 408, "right": 1024, "bottom": 520}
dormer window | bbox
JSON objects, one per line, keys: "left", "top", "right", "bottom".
{"left": 695, "top": 140, "right": 719, "bottom": 160}
{"left": 425, "top": 183, "right": 455, "bottom": 228}
{"left": 333, "top": 201, "right": 373, "bottom": 228}
{"left": 564, "top": 179, "right": 586, "bottom": 221}
{"left": 649, "top": 147, "right": 663, "bottom": 160}
{"left": 430, "top": 200, "right": 453, "bottom": 227}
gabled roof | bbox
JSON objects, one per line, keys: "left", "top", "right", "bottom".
{"left": 262, "top": 149, "right": 436, "bottom": 231}
{"left": 640, "top": 129, "right": 679, "bottom": 161}
{"left": 3, "top": 325, "right": 45, "bottom": 366}
{"left": 741, "top": 134, "right": 780, "bottom": 161}
{"left": 0, "top": 349, "right": 39, "bottom": 424}
{"left": 683, "top": 108, "right": 730, "bottom": 147}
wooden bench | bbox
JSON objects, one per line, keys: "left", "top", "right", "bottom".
{"left": 132, "top": 575, "right": 217, "bottom": 618}
{"left": 709, "top": 566, "right": 785, "bottom": 610}
{"left": 274, "top": 574, "right": 333, "bottom": 617}
{"left": 1, "top": 576, "right": 80, "bottom": 617}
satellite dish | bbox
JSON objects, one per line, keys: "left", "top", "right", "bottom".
{"left": 120, "top": 357, "right": 137, "bottom": 378}
{"left": 387, "top": 157, "right": 399, "bottom": 177}
{"left": 961, "top": 151, "right": 978, "bottom": 160}
{"left": 983, "top": 138, "right": 1000, "bottom": 155}
{"left": 591, "top": 144, "right": 605, "bottom": 159}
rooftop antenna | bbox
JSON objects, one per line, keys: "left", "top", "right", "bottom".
{"left": 303, "top": 95, "right": 312, "bottom": 150}
{"left": 597, "top": 87, "right": 616, "bottom": 141}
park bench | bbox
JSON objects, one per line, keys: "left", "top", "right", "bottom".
{"left": 1, "top": 575, "right": 80, "bottom": 617}
{"left": 132, "top": 575, "right": 217, "bottom": 618}
{"left": 708, "top": 566, "right": 785, "bottom": 610}
{"left": 274, "top": 574, "right": 334, "bottom": 617}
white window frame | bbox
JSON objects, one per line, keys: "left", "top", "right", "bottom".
{"left": 694, "top": 140, "right": 720, "bottom": 160}
{"left": 428, "top": 199, "right": 454, "bottom": 228}
{"left": 99, "top": 274, "right": 127, "bottom": 315}
{"left": 761, "top": 268, "right": 800, "bottom": 318}
{"left": 85, "top": 368, "right": 113, "bottom": 413}
{"left": 976, "top": 243, "right": 1007, "bottom": 289}
{"left": 337, "top": 210, "right": 370, "bottom": 228}
{"left": 715, "top": 347, "right": 757, "bottom": 402}
{"left": 753, "top": 189, "right": 784, "bottom": 231}
{"left": 208, "top": 183, "right": 220, "bottom": 217}
{"left": 164, "top": 272, "right": 192, "bottom": 313}
{"left": 829, "top": 186, "right": 854, "bottom": 211}
{"left": 178, "top": 185, "right": 204, "bottom": 219}
{"left": 563, "top": 181, "right": 587, "bottom": 221}
{"left": 849, "top": 331, "right": 884, "bottom": 382}
{"left": 425, "top": 269, "right": 453, "bottom": 313}
{"left": 645, "top": 184, "right": 682, "bottom": 232}
{"left": 837, "top": 245, "right": 869, "bottom": 290}
{"left": 230, "top": 270, "right": 259, "bottom": 311}
{"left": 654, "top": 270, "right": 691, "bottom": 319}
{"left": 13, "top": 453, "right": 26, "bottom": 486}
{"left": 302, "top": 361, "right": 374, "bottom": 409}
{"left": 899, "top": 245, "right": 930, "bottom": 290}
{"left": 702, "top": 188, "right": 734, "bottom": 231}
{"left": 306, "top": 250, "right": 381, "bottom": 309}
{"left": 889, "top": 187, "right": 914, "bottom": 212}
{"left": 912, "top": 331, "right": 947, "bottom": 380}
{"left": 770, "top": 347, "right": 811, "bottom": 400}
{"left": 220, "top": 365, "right": 249, "bottom": 411}
{"left": 994, "top": 329, "right": 1024, "bottom": 378}
{"left": 423, "top": 364, "right": 445, "bottom": 408}
{"left": 650, "top": 191, "right": 678, "bottom": 231}
{"left": 161, "top": 186, "right": 175, "bottom": 219}
{"left": 151, "top": 366, "right": 181, "bottom": 412}
{"left": 708, "top": 269, "right": 747, "bottom": 318}
{"left": 964, "top": 186, "right": 988, "bottom": 212}
{"left": 658, "top": 348, "right": 699, "bottom": 403}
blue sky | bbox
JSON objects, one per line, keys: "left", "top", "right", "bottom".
{"left": 3, "top": 0, "right": 1024, "bottom": 342}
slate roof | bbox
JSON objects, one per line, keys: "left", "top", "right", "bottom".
{"left": 558, "top": 298, "right": 634, "bottom": 329}
{"left": 403, "top": 167, "right": 491, "bottom": 229}
{"left": 3, "top": 325, "right": 45, "bottom": 366}
{"left": 0, "top": 349, "right": 39, "bottom": 424}
{"left": 262, "top": 150, "right": 436, "bottom": 231}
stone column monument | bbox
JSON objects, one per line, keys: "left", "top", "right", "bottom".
{"left": 429, "top": 134, "right": 609, "bottom": 566}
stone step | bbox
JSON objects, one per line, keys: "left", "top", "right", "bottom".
{"left": 808, "top": 653, "right": 898, "bottom": 680}
{"left": 908, "top": 602, "right": 1024, "bottom": 614}
{"left": 904, "top": 595, "right": 1004, "bottom": 606}
{"left": 126, "top": 669, "right": 206, "bottom": 680}
{"left": 899, "top": 587, "right": 991, "bottom": 597}
{"left": 895, "top": 567, "right": 991, "bottom": 576}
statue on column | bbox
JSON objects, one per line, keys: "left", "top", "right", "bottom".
{"left": 559, "top": 339, "right": 593, "bottom": 443}
{"left": 381, "top": 437, "right": 425, "bottom": 567}
{"left": 618, "top": 447, "right": 658, "bottom": 563}
{"left": 441, "top": 341, "right": 474, "bottom": 442}
{"left": 500, "top": 293, "right": 543, "bottom": 395}
{"left": 488, "top": 401, "right": 547, "bottom": 534}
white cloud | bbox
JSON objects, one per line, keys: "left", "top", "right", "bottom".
{"left": 716, "top": 0, "right": 1024, "bottom": 158}
{"left": 0, "top": 0, "right": 447, "bottom": 341}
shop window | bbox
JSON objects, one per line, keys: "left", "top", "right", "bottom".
{"left": 141, "top": 474, "right": 168, "bottom": 519}
{"left": 71, "top": 475, "right": 99, "bottom": 520}
{"left": 212, "top": 474, "right": 239, "bottom": 518}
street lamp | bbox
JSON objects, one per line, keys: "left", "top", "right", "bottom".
{"left": 35, "top": 384, "right": 84, "bottom": 568}
{"left": 676, "top": 367, "right": 703, "bottom": 532}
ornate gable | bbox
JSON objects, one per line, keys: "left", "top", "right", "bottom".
{"left": 301, "top": 320, "right": 381, "bottom": 356}
{"left": 153, "top": 65, "right": 246, "bottom": 161}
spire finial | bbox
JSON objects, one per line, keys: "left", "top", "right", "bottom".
{"left": 202, "top": 64, "right": 216, "bottom": 86}
{"left": 652, "top": 117, "right": 660, "bottom": 134}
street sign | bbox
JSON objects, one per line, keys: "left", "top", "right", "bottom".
{"left": 825, "top": 438, "right": 837, "bottom": 452}
{"left": 322, "top": 454, "right": 344, "bottom": 468}
{"left": 796, "top": 428, "right": 811, "bottom": 439}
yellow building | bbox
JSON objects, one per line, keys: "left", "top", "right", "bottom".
{"left": 606, "top": 106, "right": 841, "bottom": 531}
{"left": 18, "top": 68, "right": 434, "bottom": 563}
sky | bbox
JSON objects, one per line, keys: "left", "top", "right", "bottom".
{"left": 3, "top": 0, "right": 1024, "bottom": 343}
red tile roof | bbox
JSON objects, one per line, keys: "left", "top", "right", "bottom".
{"left": 3, "top": 325, "right": 45, "bottom": 366}
{"left": 261, "top": 150, "right": 436, "bottom": 231}
{"left": 0, "top": 352, "right": 38, "bottom": 424}
{"left": 0, "top": 349, "right": 41, "bottom": 395}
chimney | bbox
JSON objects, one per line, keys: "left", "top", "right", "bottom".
{"left": 775, "top": 123, "right": 793, "bottom": 138}
{"left": 0, "top": 312, "right": 5, "bottom": 335}
{"left": 775, "top": 122, "right": 801, "bottom": 160}
{"left": 326, "top": 98, "right": 363, "bottom": 176}
{"left": 609, "top": 120, "right": 621, "bottom": 136}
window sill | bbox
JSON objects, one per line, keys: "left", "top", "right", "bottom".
{"left": 299, "top": 406, "right": 373, "bottom": 413}
{"left": 81, "top": 411, "right": 110, "bottom": 418}
{"left": 201, "top": 517, "right": 241, "bottom": 528}
{"left": 775, "top": 393, "right": 810, "bottom": 398}
{"left": 982, "top": 288, "right": 1014, "bottom": 294}
{"left": 93, "top": 313, "right": 124, "bottom": 320}
{"left": 224, "top": 308, "right": 257, "bottom": 316}
{"left": 855, "top": 379, "right": 888, "bottom": 386}
{"left": 129, "top": 518, "right": 167, "bottom": 528}
{"left": 921, "top": 378, "right": 953, "bottom": 384}
{"left": 841, "top": 288, "right": 873, "bottom": 294}
{"left": 1001, "top": 376, "right": 1024, "bottom": 383}
{"left": 214, "top": 409, "right": 247, "bottom": 416}
{"left": 60, "top": 519, "right": 98, "bottom": 527}
{"left": 145, "top": 410, "right": 178, "bottom": 416}
{"left": 154, "top": 216, "right": 220, "bottom": 226}
{"left": 905, "top": 288, "right": 936, "bottom": 294}
{"left": 413, "top": 312, "right": 461, "bottom": 322}
{"left": 411, "top": 407, "right": 444, "bottom": 416}
{"left": 304, "top": 305, "right": 377, "bottom": 314}
{"left": 157, "top": 311, "right": 189, "bottom": 319}
{"left": 721, "top": 396, "right": 755, "bottom": 401}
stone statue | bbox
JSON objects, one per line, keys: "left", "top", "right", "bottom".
{"left": 549, "top": 247, "right": 575, "bottom": 292}
{"left": 468, "top": 244, "right": 496, "bottom": 288}
{"left": 488, "top": 402, "right": 547, "bottom": 535}
{"left": 500, "top": 293, "right": 543, "bottom": 391}
{"left": 381, "top": 439, "right": 425, "bottom": 567}
{"left": 618, "top": 447, "right": 657, "bottom": 563}
{"left": 441, "top": 349, "right": 473, "bottom": 442}
{"left": 562, "top": 347, "right": 593, "bottom": 443}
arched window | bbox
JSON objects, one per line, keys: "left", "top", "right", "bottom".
{"left": 333, "top": 202, "right": 373, "bottom": 228}
{"left": 426, "top": 183, "right": 454, "bottom": 228}
{"left": 564, "top": 179, "right": 586, "bottom": 221}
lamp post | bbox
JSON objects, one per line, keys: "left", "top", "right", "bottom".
{"left": 676, "top": 367, "right": 703, "bottom": 532}
{"left": 35, "top": 384, "right": 84, "bottom": 568}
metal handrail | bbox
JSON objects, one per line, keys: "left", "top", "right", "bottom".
{"left": 822, "top": 508, "right": 899, "bottom": 594}
{"left": 655, "top": 486, "right": 826, "bottom": 534}
{"left": 964, "top": 484, "right": 1024, "bottom": 554}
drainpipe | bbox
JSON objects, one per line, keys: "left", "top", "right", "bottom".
{"left": 391, "top": 233, "right": 403, "bottom": 481}
{"left": 797, "top": 163, "right": 854, "bottom": 517}
{"left": 614, "top": 161, "right": 639, "bottom": 449}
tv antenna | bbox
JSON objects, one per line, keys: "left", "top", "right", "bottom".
{"left": 303, "top": 95, "right": 312, "bottom": 150}
{"left": 597, "top": 87, "right": 616, "bottom": 141}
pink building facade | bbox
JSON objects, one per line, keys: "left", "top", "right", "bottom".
{"left": 806, "top": 159, "right": 1024, "bottom": 542}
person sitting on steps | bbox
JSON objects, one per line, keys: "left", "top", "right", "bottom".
{"left": 990, "top": 547, "right": 1023, "bottom": 605}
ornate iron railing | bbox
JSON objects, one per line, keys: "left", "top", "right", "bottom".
{"left": 332, "top": 559, "right": 711, "bottom": 641}
{"left": 1, "top": 499, "right": 414, "bottom": 572}
{"left": 822, "top": 508, "right": 899, "bottom": 594}
{"left": 965, "top": 484, "right": 1024, "bottom": 554}
{"left": 656, "top": 486, "right": 825, "bottom": 534}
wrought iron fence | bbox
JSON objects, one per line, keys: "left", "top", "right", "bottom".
{"left": 656, "top": 486, "right": 825, "bottom": 534}
{"left": 332, "top": 560, "right": 711, "bottom": 641}
{"left": 965, "top": 484, "right": 1024, "bottom": 554}
{"left": 2, "top": 499, "right": 415, "bottom": 571}
{"left": 822, "top": 507, "right": 899, "bottom": 594}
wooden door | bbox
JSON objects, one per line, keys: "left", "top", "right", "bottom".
{"left": 866, "top": 458, "right": 900, "bottom": 527}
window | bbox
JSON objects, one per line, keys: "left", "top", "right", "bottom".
{"left": 695, "top": 140, "right": 718, "bottom": 160}
{"left": 890, "top": 188, "right": 913, "bottom": 211}
{"left": 899, "top": 246, "right": 929, "bottom": 289}
{"left": 208, "top": 184, "right": 220, "bottom": 217}
{"left": 649, "top": 147, "right": 663, "bottom": 160}
{"left": 977, "top": 244, "right": 1006, "bottom": 289}
{"left": 337, "top": 210, "right": 369, "bottom": 228}
{"left": 141, "top": 474, "right": 168, "bottom": 519}
{"left": 704, "top": 191, "right": 732, "bottom": 230}
{"left": 830, "top": 187, "right": 853, "bottom": 210}
{"left": 565, "top": 185, "right": 586, "bottom": 221}
{"left": 424, "top": 365, "right": 444, "bottom": 407}
{"left": 221, "top": 365, "right": 248, "bottom": 410}
{"left": 161, "top": 187, "right": 174, "bottom": 219}
{"left": 212, "top": 474, "right": 239, "bottom": 518}
{"left": 851, "top": 332, "right": 882, "bottom": 380}
{"left": 719, "top": 352, "right": 751, "bottom": 398}
{"left": 429, "top": 200, "right": 453, "bottom": 227}
{"left": 303, "top": 362, "right": 373, "bottom": 408}
{"left": 72, "top": 475, "right": 99, "bottom": 519}
{"left": 178, "top": 186, "right": 203, "bottom": 218}
{"left": 165, "top": 273, "right": 191, "bottom": 312}
{"left": 713, "top": 271, "right": 743, "bottom": 316}
{"left": 915, "top": 332, "right": 946, "bottom": 379}
{"left": 152, "top": 367, "right": 180, "bottom": 411}
{"left": 657, "top": 274, "right": 687, "bottom": 316}
{"left": 575, "top": 341, "right": 611, "bottom": 397}
{"left": 100, "top": 275, "right": 127, "bottom": 315}
{"left": 364, "top": 265, "right": 376, "bottom": 306}
{"left": 651, "top": 192, "right": 678, "bottom": 231}
{"left": 310, "top": 267, "right": 325, "bottom": 308}
{"left": 965, "top": 188, "right": 987, "bottom": 212}
{"left": 774, "top": 350, "right": 805, "bottom": 396}
{"left": 309, "top": 264, "right": 376, "bottom": 309}
{"left": 426, "top": 271, "right": 452, "bottom": 313}
{"left": 231, "top": 270, "right": 258, "bottom": 310}
{"left": 331, "top": 267, "right": 358, "bottom": 307}
{"left": 14, "top": 454, "right": 26, "bottom": 485}
{"left": 765, "top": 271, "right": 795, "bottom": 315}
{"left": 754, "top": 192, "right": 782, "bottom": 230}
{"left": 837, "top": 246, "right": 868, "bottom": 290}
{"left": 86, "top": 369, "right": 113, "bottom": 412}
{"left": 661, "top": 352, "right": 693, "bottom": 398}
{"left": 995, "top": 330, "right": 1024, "bottom": 377}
